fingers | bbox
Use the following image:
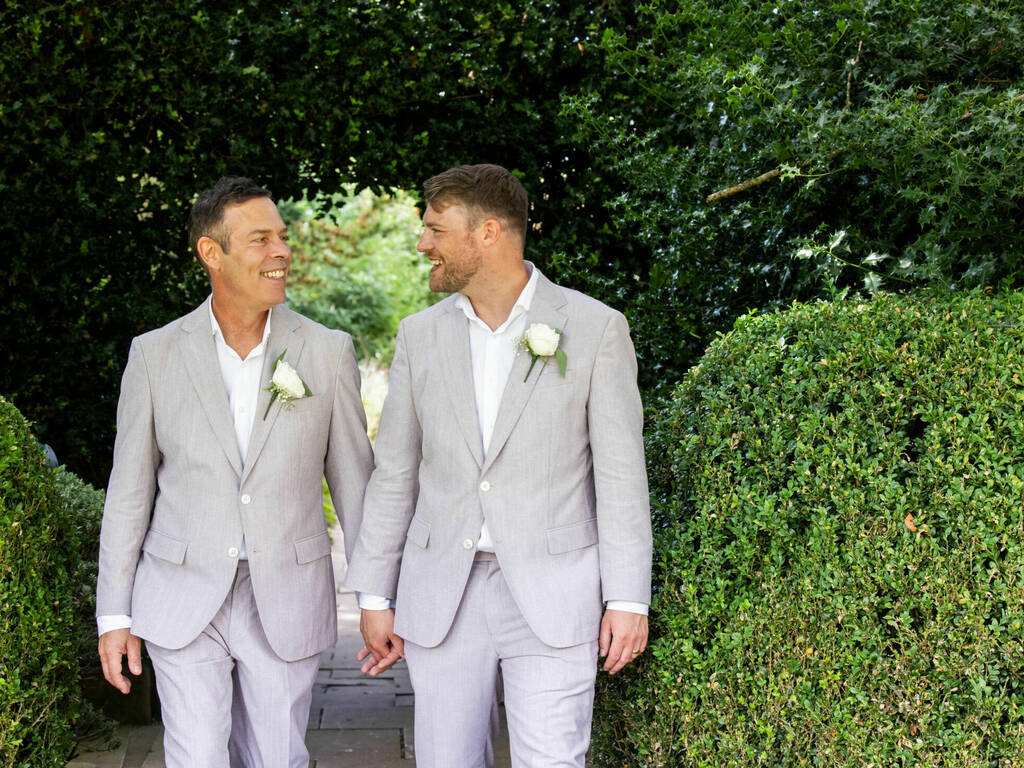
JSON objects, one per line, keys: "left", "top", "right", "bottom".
{"left": 361, "top": 645, "right": 402, "bottom": 676}
{"left": 357, "top": 609, "right": 405, "bottom": 676}
{"left": 98, "top": 628, "right": 133, "bottom": 694}
{"left": 126, "top": 633, "right": 143, "bottom": 676}
{"left": 599, "top": 609, "right": 649, "bottom": 675}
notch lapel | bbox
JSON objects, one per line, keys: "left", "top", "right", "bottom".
{"left": 240, "top": 306, "right": 304, "bottom": 485}
{"left": 439, "top": 302, "right": 485, "bottom": 467}
{"left": 180, "top": 298, "right": 243, "bottom": 477}
{"left": 482, "top": 274, "right": 568, "bottom": 474}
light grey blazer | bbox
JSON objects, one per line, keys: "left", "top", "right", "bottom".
{"left": 345, "top": 271, "right": 652, "bottom": 648}
{"left": 97, "top": 298, "right": 374, "bottom": 661}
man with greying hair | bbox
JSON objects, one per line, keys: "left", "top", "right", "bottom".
{"left": 346, "top": 163, "right": 653, "bottom": 766}
{"left": 96, "top": 176, "right": 374, "bottom": 767}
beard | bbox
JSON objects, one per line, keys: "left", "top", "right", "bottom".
{"left": 428, "top": 248, "right": 482, "bottom": 294}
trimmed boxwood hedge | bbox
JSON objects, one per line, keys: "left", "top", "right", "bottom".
{"left": 0, "top": 396, "right": 81, "bottom": 767}
{"left": 593, "top": 290, "right": 1024, "bottom": 766}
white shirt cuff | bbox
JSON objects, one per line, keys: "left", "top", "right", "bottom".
{"left": 97, "top": 614, "right": 132, "bottom": 636}
{"left": 357, "top": 592, "right": 393, "bottom": 611}
{"left": 605, "top": 600, "right": 649, "bottom": 616}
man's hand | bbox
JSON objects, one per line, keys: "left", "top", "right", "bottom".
{"left": 357, "top": 608, "right": 405, "bottom": 676}
{"left": 98, "top": 628, "right": 143, "bottom": 694}
{"left": 598, "top": 609, "right": 649, "bottom": 675}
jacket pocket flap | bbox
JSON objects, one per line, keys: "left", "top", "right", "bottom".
{"left": 406, "top": 517, "right": 430, "bottom": 549}
{"left": 141, "top": 529, "right": 188, "bottom": 565}
{"left": 294, "top": 531, "right": 332, "bottom": 564}
{"left": 546, "top": 518, "right": 599, "bottom": 555}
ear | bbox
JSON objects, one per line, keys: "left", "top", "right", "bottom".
{"left": 480, "top": 217, "right": 503, "bottom": 248}
{"left": 196, "top": 236, "right": 223, "bottom": 272}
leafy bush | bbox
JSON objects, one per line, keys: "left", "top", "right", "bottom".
{"left": 53, "top": 468, "right": 117, "bottom": 746}
{"left": 592, "top": 290, "right": 1024, "bottom": 766}
{"left": 281, "top": 189, "right": 436, "bottom": 363}
{"left": 561, "top": 0, "right": 1024, "bottom": 393}
{"left": 0, "top": 397, "right": 81, "bottom": 767}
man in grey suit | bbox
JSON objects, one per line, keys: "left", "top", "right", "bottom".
{"left": 345, "top": 164, "right": 653, "bottom": 767}
{"left": 96, "top": 177, "right": 374, "bottom": 767}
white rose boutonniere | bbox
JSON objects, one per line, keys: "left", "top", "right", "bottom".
{"left": 263, "top": 349, "right": 312, "bottom": 419}
{"left": 516, "top": 322, "right": 567, "bottom": 382}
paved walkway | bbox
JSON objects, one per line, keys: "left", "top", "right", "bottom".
{"left": 68, "top": 529, "right": 512, "bottom": 767}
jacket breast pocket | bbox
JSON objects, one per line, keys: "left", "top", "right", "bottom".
{"left": 142, "top": 529, "right": 188, "bottom": 565}
{"left": 546, "top": 517, "right": 598, "bottom": 555}
{"left": 294, "top": 531, "right": 331, "bottom": 564}
{"left": 406, "top": 517, "right": 430, "bottom": 550}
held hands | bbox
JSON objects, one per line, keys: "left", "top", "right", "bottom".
{"left": 599, "top": 609, "right": 649, "bottom": 675}
{"left": 357, "top": 608, "right": 405, "bottom": 676}
{"left": 98, "top": 627, "right": 143, "bottom": 694}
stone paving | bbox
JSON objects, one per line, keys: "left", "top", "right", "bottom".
{"left": 68, "top": 531, "right": 512, "bottom": 768}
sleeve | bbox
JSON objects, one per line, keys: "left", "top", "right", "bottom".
{"left": 343, "top": 321, "right": 423, "bottom": 599}
{"left": 587, "top": 311, "right": 654, "bottom": 605}
{"left": 95, "top": 337, "right": 160, "bottom": 617}
{"left": 323, "top": 333, "right": 376, "bottom": 565}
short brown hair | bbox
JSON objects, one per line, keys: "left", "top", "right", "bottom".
{"left": 188, "top": 176, "right": 272, "bottom": 257}
{"left": 423, "top": 164, "right": 528, "bottom": 239}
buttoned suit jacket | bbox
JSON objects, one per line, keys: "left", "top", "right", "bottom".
{"left": 96, "top": 298, "right": 374, "bottom": 661}
{"left": 345, "top": 271, "right": 652, "bottom": 648}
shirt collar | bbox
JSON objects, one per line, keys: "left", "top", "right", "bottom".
{"left": 209, "top": 299, "right": 273, "bottom": 351}
{"left": 455, "top": 261, "right": 540, "bottom": 332}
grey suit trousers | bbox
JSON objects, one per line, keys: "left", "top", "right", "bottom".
{"left": 145, "top": 562, "right": 320, "bottom": 768}
{"left": 404, "top": 553, "right": 598, "bottom": 768}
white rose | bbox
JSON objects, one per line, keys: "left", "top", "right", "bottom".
{"left": 524, "top": 323, "right": 560, "bottom": 357}
{"left": 272, "top": 361, "right": 306, "bottom": 399}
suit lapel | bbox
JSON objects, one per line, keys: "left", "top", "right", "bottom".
{"left": 241, "top": 305, "right": 304, "bottom": 485}
{"left": 439, "top": 303, "right": 485, "bottom": 467}
{"left": 180, "top": 298, "right": 244, "bottom": 477}
{"left": 482, "top": 273, "right": 568, "bottom": 474}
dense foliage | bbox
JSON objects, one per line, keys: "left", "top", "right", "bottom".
{"left": 0, "top": 398, "right": 81, "bottom": 767}
{"left": 592, "top": 290, "right": 1024, "bottom": 766}
{"left": 53, "top": 468, "right": 118, "bottom": 746}
{"left": 0, "top": 0, "right": 636, "bottom": 487}
{"left": 562, "top": 0, "right": 1024, "bottom": 391}
{"left": 282, "top": 189, "right": 436, "bottom": 362}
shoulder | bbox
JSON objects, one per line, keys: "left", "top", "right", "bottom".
{"left": 279, "top": 304, "right": 353, "bottom": 348}
{"left": 542, "top": 275, "right": 629, "bottom": 329}
{"left": 131, "top": 303, "right": 203, "bottom": 352}
{"left": 397, "top": 295, "right": 455, "bottom": 334}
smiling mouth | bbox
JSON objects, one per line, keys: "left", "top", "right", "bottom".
{"left": 262, "top": 269, "right": 286, "bottom": 279}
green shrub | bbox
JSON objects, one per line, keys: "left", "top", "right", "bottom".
{"left": 0, "top": 397, "right": 81, "bottom": 767}
{"left": 53, "top": 468, "right": 117, "bottom": 746}
{"left": 593, "top": 290, "right": 1024, "bottom": 766}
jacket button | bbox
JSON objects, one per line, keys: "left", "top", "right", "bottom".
{"left": 479, "top": 480, "right": 491, "bottom": 492}
{"left": 227, "top": 547, "right": 240, "bottom": 558}
{"left": 240, "top": 494, "right": 252, "bottom": 505}
{"left": 462, "top": 539, "right": 475, "bottom": 550}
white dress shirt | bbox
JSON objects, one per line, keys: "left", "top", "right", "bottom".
{"left": 360, "top": 264, "right": 646, "bottom": 616}
{"left": 97, "top": 303, "right": 271, "bottom": 635}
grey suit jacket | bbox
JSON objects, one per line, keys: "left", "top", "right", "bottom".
{"left": 345, "top": 271, "right": 652, "bottom": 648}
{"left": 97, "top": 298, "right": 374, "bottom": 661}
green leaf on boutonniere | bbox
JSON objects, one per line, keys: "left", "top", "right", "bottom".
{"left": 555, "top": 347, "right": 567, "bottom": 377}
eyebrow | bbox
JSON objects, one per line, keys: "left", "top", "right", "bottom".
{"left": 245, "top": 228, "right": 285, "bottom": 238}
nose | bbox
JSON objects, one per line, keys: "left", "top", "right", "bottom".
{"left": 417, "top": 229, "right": 431, "bottom": 253}
{"left": 274, "top": 237, "right": 292, "bottom": 262}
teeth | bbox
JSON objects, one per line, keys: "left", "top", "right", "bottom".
{"left": 263, "top": 269, "right": 286, "bottom": 278}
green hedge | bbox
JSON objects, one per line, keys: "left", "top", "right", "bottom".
{"left": 593, "top": 290, "right": 1024, "bottom": 766}
{"left": 0, "top": 397, "right": 81, "bottom": 767}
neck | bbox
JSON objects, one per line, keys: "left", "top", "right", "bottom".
{"left": 465, "top": 261, "right": 530, "bottom": 330}
{"left": 211, "top": 295, "right": 270, "bottom": 359}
